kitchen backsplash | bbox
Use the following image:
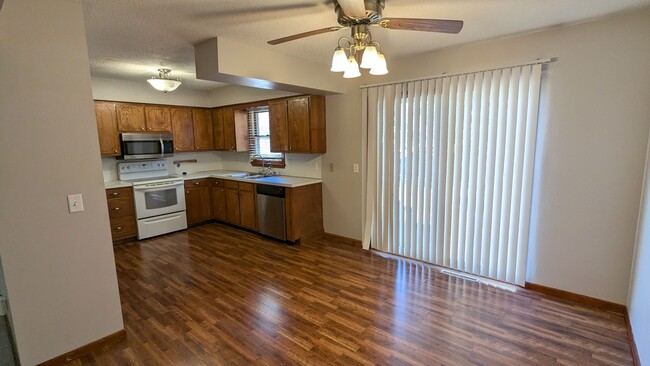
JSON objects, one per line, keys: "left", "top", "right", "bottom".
{"left": 102, "top": 151, "right": 322, "bottom": 181}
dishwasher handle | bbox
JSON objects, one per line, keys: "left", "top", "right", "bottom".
{"left": 256, "top": 184, "right": 285, "bottom": 197}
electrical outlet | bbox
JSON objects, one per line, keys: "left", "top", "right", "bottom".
{"left": 353, "top": 164, "right": 359, "bottom": 173}
{"left": 67, "top": 194, "right": 84, "bottom": 213}
{"left": 329, "top": 163, "right": 334, "bottom": 172}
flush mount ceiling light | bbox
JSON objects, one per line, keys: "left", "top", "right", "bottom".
{"left": 147, "top": 68, "right": 182, "bottom": 93}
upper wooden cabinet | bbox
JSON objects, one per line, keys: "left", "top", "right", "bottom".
{"left": 269, "top": 95, "right": 326, "bottom": 154}
{"left": 94, "top": 101, "right": 121, "bottom": 156}
{"left": 144, "top": 105, "right": 172, "bottom": 132}
{"left": 192, "top": 109, "right": 214, "bottom": 151}
{"left": 116, "top": 103, "right": 146, "bottom": 132}
{"left": 212, "top": 107, "right": 248, "bottom": 152}
{"left": 171, "top": 107, "right": 195, "bottom": 152}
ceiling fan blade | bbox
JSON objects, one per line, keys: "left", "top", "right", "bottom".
{"left": 381, "top": 18, "right": 464, "bottom": 34}
{"left": 336, "top": 0, "right": 366, "bottom": 17}
{"left": 268, "top": 26, "right": 344, "bottom": 45}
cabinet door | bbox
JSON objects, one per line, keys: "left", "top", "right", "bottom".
{"left": 94, "top": 101, "right": 120, "bottom": 156}
{"left": 222, "top": 107, "right": 236, "bottom": 151}
{"left": 225, "top": 188, "right": 240, "bottom": 224}
{"left": 171, "top": 108, "right": 195, "bottom": 152}
{"left": 239, "top": 189, "right": 257, "bottom": 230}
{"left": 185, "top": 185, "right": 211, "bottom": 225}
{"left": 212, "top": 108, "right": 225, "bottom": 151}
{"left": 192, "top": 109, "right": 214, "bottom": 151}
{"left": 287, "top": 96, "right": 311, "bottom": 153}
{"left": 269, "top": 99, "right": 289, "bottom": 152}
{"left": 116, "top": 103, "right": 146, "bottom": 132}
{"left": 211, "top": 186, "right": 226, "bottom": 221}
{"left": 144, "top": 105, "right": 172, "bottom": 132}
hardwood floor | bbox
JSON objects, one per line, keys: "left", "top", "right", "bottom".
{"left": 72, "top": 223, "right": 633, "bottom": 365}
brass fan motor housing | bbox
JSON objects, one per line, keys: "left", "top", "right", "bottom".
{"left": 335, "top": 0, "right": 385, "bottom": 26}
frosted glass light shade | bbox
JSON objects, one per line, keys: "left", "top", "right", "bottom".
{"left": 147, "top": 78, "right": 182, "bottom": 93}
{"left": 360, "top": 45, "right": 379, "bottom": 69}
{"left": 147, "top": 68, "right": 182, "bottom": 93}
{"left": 330, "top": 47, "right": 348, "bottom": 72}
{"left": 369, "top": 53, "right": 388, "bottom": 75}
{"left": 343, "top": 56, "right": 361, "bottom": 78}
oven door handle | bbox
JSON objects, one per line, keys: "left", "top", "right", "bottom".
{"left": 133, "top": 181, "right": 184, "bottom": 191}
{"left": 160, "top": 137, "right": 164, "bottom": 157}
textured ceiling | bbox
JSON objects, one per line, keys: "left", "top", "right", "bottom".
{"left": 82, "top": 0, "right": 650, "bottom": 91}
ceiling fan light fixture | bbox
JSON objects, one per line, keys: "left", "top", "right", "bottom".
{"left": 369, "top": 52, "right": 388, "bottom": 75}
{"left": 330, "top": 47, "right": 348, "bottom": 72}
{"left": 343, "top": 55, "right": 361, "bottom": 78}
{"left": 147, "top": 68, "right": 182, "bottom": 93}
{"left": 360, "top": 45, "right": 379, "bottom": 69}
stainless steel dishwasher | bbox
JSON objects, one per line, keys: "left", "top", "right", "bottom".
{"left": 256, "top": 184, "right": 286, "bottom": 241}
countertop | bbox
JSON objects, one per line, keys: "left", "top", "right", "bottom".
{"left": 104, "top": 170, "right": 322, "bottom": 189}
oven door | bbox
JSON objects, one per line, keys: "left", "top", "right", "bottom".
{"left": 132, "top": 180, "right": 186, "bottom": 219}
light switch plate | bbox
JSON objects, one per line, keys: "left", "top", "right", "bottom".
{"left": 353, "top": 164, "right": 359, "bottom": 173}
{"left": 67, "top": 194, "right": 84, "bottom": 213}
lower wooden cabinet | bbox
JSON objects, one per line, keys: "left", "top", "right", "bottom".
{"left": 238, "top": 182, "right": 257, "bottom": 230}
{"left": 224, "top": 180, "right": 241, "bottom": 225}
{"left": 185, "top": 179, "right": 212, "bottom": 225}
{"left": 211, "top": 179, "right": 227, "bottom": 221}
{"left": 106, "top": 187, "right": 137, "bottom": 242}
{"left": 285, "top": 183, "right": 324, "bottom": 242}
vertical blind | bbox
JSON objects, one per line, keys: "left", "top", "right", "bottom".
{"left": 362, "top": 63, "right": 543, "bottom": 286}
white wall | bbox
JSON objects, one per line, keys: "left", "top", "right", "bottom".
{"left": 92, "top": 77, "right": 216, "bottom": 107}
{"left": 323, "top": 7, "right": 650, "bottom": 304}
{"left": 0, "top": 1, "right": 124, "bottom": 364}
{"left": 629, "top": 133, "right": 650, "bottom": 365}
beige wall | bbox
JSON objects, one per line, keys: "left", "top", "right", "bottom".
{"left": 0, "top": 1, "right": 124, "bottom": 364}
{"left": 323, "top": 7, "right": 650, "bottom": 304}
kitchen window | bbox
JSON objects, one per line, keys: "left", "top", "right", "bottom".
{"left": 248, "top": 106, "right": 285, "bottom": 168}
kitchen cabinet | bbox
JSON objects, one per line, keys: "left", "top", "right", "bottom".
{"left": 95, "top": 101, "right": 121, "bottom": 156}
{"left": 106, "top": 187, "right": 137, "bottom": 242}
{"left": 211, "top": 179, "right": 227, "bottom": 221}
{"left": 285, "top": 183, "right": 324, "bottom": 242}
{"left": 225, "top": 180, "right": 240, "bottom": 224}
{"left": 238, "top": 182, "right": 257, "bottom": 230}
{"left": 184, "top": 179, "right": 212, "bottom": 225}
{"left": 192, "top": 108, "right": 214, "bottom": 151}
{"left": 171, "top": 107, "right": 195, "bottom": 152}
{"left": 269, "top": 95, "right": 326, "bottom": 154}
{"left": 116, "top": 103, "right": 147, "bottom": 132}
{"left": 144, "top": 105, "right": 172, "bottom": 132}
{"left": 212, "top": 107, "right": 248, "bottom": 152}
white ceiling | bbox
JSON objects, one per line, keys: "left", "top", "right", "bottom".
{"left": 82, "top": 0, "right": 650, "bottom": 91}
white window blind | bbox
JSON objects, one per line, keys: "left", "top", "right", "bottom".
{"left": 247, "top": 107, "right": 283, "bottom": 162}
{"left": 362, "top": 63, "right": 543, "bottom": 286}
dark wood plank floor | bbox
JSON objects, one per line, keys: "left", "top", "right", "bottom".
{"left": 73, "top": 223, "right": 633, "bottom": 365}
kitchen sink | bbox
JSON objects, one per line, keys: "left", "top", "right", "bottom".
{"left": 242, "top": 174, "right": 266, "bottom": 179}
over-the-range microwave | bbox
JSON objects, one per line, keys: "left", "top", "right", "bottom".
{"left": 119, "top": 132, "right": 174, "bottom": 160}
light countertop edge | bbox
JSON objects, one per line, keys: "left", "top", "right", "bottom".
{"left": 104, "top": 170, "right": 322, "bottom": 189}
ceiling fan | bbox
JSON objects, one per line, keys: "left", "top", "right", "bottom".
{"left": 267, "top": 0, "right": 463, "bottom": 77}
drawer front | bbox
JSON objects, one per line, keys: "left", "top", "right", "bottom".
{"left": 238, "top": 182, "right": 255, "bottom": 192}
{"left": 212, "top": 178, "right": 225, "bottom": 188}
{"left": 106, "top": 187, "right": 132, "bottom": 200}
{"left": 110, "top": 216, "right": 136, "bottom": 240}
{"left": 184, "top": 178, "right": 210, "bottom": 188}
{"left": 107, "top": 197, "right": 134, "bottom": 219}
{"left": 225, "top": 180, "right": 239, "bottom": 190}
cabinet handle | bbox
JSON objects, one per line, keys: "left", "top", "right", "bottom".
{"left": 113, "top": 149, "right": 118, "bottom": 153}
{"left": 186, "top": 190, "right": 190, "bottom": 194}
{"left": 112, "top": 192, "right": 119, "bottom": 196}
{"left": 115, "top": 226, "right": 122, "bottom": 230}
{"left": 113, "top": 207, "right": 121, "bottom": 211}
{"left": 195, "top": 182, "right": 200, "bottom": 185}
{"left": 148, "top": 127, "right": 152, "bottom": 130}
{"left": 140, "top": 127, "right": 145, "bottom": 131}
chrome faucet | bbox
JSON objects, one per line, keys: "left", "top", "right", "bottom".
{"left": 251, "top": 154, "right": 275, "bottom": 177}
